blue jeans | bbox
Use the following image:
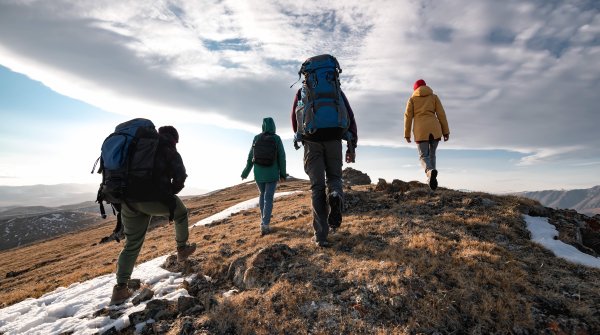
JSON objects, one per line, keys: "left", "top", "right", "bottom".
{"left": 257, "top": 181, "right": 277, "bottom": 226}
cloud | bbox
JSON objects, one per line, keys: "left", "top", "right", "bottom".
{"left": 0, "top": 0, "right": 599, "bottom": 164}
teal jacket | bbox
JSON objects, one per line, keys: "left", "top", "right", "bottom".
{"left": 241, "top": 117, "right": 287, "bottom": 183}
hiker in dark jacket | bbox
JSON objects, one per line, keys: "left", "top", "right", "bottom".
{"left": 291, "top": 88, "right": 358, "bottom": 247}
{"left": 241, "top": 117, "right": 287, "bottom": 236}
{"left": 110, "top": 125, "right": 196, "bottom": 305}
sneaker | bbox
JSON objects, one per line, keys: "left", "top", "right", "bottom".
{"left": 260, "top": 225, "right": 270, "bottom": 236}
{"left": 177, "top": 243, "right": 197, "bottom": 262}
{"left": 109, "top": 283, "right": 131, "bottom": 306}
{"left": 327, "top": 191, "right": 342, "bottom": 230}
{"left": 429, "top": 169, "right": 438, "bottom": 191}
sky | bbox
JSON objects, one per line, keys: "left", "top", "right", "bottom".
{"left": 0, "top": 197, "right": 598, "bottom": 334}
{"left": 0, "top": 0, "right": 599, "bottom": 197}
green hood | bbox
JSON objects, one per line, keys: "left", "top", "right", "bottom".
{"left": 262, "top": 117, "right": 276, "bottom": 134}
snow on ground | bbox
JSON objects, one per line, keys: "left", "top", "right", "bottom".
{"left": 0, "top": 191, "right": 301, "bottom": 335}
{"left": 192, "top": 191, "right": 300, "bottom": 227}
{"left": 524, "top": 215, "right": 600, "bottom": 269}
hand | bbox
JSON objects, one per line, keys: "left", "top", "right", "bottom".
{"left": 443, "top": 134, "right": 449, "bottom": 141}
{"left": 279, "top": 177, "right": 286, "bottom": 182}
{"left": 345, "top": 150, "right": 356, "bottom": 163}
{"left": 405, "top": 137, "right": 411, "bottom": 143}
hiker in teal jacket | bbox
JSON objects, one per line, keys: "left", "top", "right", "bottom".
{"left": 241, "top": 117, "right": 287, "bottom": 235}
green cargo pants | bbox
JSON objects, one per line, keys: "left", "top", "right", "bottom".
{"left": 116, "top": 196, "right": 189, "bottom": 284}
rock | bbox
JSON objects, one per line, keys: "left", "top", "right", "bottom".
{"left": 187, "top": 275, "right": 214, "bottom": 297}
{"left": 161, "top": 254, "right": 200, "bottom": 275}
{"left": 375, "top": 179, "right": 389, "bottom": 192}
{"left": 132, "top": 288, "right": 154, "bottom": 306}
{"left": 228, "top": 244, "right": 297, "bottom": 289}
{"left": 227, "top": 256, "right": 249, "bottom": 288}
{"left": 342, "top": 167, "right": 371, "bottom": 186}
{"left": 178, "top": 296, "right": 203, "bottom": 314}
{"left": 128, "top": 299, "right": 176, "bottom": 325}
{"left": 390, "top": 179, "right": 410, "bottom": 193}
{"left": 169, "top": 317, "right": 196, "bottom": 335}
{"left": 529, "top": 205, "right": 551, "bottom": 217}
{"left": 128, "top": 278, "right": 142, "bottom": 290}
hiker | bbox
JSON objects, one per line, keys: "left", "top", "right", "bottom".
{"left": 241, "top": 117, "right": 287, "bottom": 236}
{"left": 292, "top": 54, "right": 358, "bottom": 248}
{"left": 404, "top": 79, "right": 450, "bottom": 190}
{"left": 110, "top": 125, "right": 196, "bottom": 305}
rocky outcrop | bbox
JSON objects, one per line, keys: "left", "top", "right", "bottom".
{"left": 228, "top": 243, "right": 297, "bottom": 289}
{"left": 342, "top": 167, "right": 371, "bottom": 186}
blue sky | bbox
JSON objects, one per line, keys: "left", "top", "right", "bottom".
{"left": 0, "top": 0, "right": 599, "bottom": 196}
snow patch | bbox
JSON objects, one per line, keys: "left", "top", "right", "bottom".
{"left": 524, "top": 215, "right": 600, "bottom": 269}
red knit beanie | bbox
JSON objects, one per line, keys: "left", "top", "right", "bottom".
{"left": 413, "top": 79, "right": 426, "bottom": 91}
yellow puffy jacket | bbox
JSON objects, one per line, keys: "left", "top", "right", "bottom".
{"left": 404, "top": 85, "right": 450, "bottom": 141}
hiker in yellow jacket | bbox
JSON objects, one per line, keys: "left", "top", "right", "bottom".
{"left": 404, "top": 79, "right": 450, "bottom": 190}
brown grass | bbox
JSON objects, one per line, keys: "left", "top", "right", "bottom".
{"left": 1, "top": 180, "right": 599, "bottom": 334}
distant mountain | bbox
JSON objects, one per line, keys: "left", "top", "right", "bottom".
{"left": 0, "top": 183, "right": 97, "bottom": 208}
{"left": 517, "top": 185, "right": 600, "bottom": 216}
{"left": 0, "top": 201, "right": 105, "bottom": 251}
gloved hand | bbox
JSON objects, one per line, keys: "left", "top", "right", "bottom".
{"left": 345, "top": 149, "right": 356, "bottom": 163}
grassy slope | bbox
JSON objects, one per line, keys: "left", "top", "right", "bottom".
{"left": 1, "top": 179, "right": 599, "bottom": 334}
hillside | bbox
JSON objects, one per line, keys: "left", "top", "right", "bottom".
{"left": 0, "top": 201, "right": 103, "bottom": 251}
{"left": 517, "top": 185, "right": 600, "bottom": 216}
{"left": 1, "top": 177, "right": 599, "bottom": 334}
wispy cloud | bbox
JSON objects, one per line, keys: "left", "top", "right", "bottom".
{"left": 0, "top": 0, "right": 599, "bottom": 164}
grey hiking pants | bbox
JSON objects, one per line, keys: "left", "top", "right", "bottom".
{"left": 417, "top": 139, "right": 439, "bottom": 174}
{"left": 116, "top": 197, "right": 189, "bottom": 284}
{"left": 303, "top": 140, "right": 343, "bottom": 242}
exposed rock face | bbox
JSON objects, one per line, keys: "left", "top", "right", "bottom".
{"left": 228, "top": 243, "right": 297, "bottom": 289}
{"left": 342, "top": 168, "right": 371, "bottom": 186}
{"left": 375, "top": 178, "right": 412, "bottom": 193}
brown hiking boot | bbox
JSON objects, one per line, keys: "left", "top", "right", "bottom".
{"left": 177, "top": 243, "right": 197, "bottom": 262}
{"left": 109, "top": 283, "right": 131, "bottom": 305}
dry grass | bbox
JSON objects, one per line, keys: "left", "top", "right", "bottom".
{"left": 1, "top": 179, "right": 599, "bottom": 334}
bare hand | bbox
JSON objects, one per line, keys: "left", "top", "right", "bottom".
{"left": 443, "top": 134, "right": 449, "bottom": 141}
{"left": 405, "top": 137, "right": 411, "bottom": 143}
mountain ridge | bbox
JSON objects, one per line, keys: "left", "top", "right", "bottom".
{"left": 517, "top": 185, "right": 600, "bottom": 216}
{"left": 0, "top": 177, "right": 599, "bottom": 334}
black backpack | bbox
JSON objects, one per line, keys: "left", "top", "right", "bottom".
{"left": 91, "top": 118, "right": 160, "bottom": 242}
{"left": 252, "top": 133, "right": 277, "bottom": 166}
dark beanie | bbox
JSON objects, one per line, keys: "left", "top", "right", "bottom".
{"left": 158, "top": 126, "right": 179, "bottom": 143}
{"left": 413, "top": 79, "right": 426, "bottom": 91}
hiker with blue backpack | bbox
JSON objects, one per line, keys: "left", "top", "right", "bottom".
{"left": 292, "top": 54, "right": 358, "bottom": 248}
{"left": 404, "top": 79, "right": 450, "bottom": 190}
{"left": 93, "top": 119, "right": 196, "bottom": 305}
{"left": 241, "top": 117, "right": 287, "bottom": 236}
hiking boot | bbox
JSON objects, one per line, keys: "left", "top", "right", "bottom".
{"left": 177, "top": 243, "right": 197, "bottom": 262}
{"left": 315, "top": 239, "right": 332, "bottom": 248}
{"left": 260, "top": 225, "right": 271, "bottom": 236}
{"left": 429, "top": 169, "right": 438, "bottom": 191}
{"left": 311, "top": 236, "right": 332, "bottom": 248}
{"left": 109, "top": 283, "right": 131, "bottom": 306}
{"left": 327, "top": 191, "right": 342, "bottom": 230}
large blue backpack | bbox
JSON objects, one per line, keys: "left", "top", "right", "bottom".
{"left": 91, "top": 118, "right": 159, "bottom": 241}
{"left": 295, "top": 54, "right": 350, "bottom": 138}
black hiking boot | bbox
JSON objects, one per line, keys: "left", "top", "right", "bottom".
{"left": 311, "top": 236, "right": 332, "bottom": 248}
{"left": 429, "top": 169, "right": 438, "bottom": 191}
{"left": 328, "top": 191, "right": 342, "bottom": 231}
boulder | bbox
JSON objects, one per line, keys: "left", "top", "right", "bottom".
{"left": 342, "top": 168, "right": 371, "bottom": 186}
